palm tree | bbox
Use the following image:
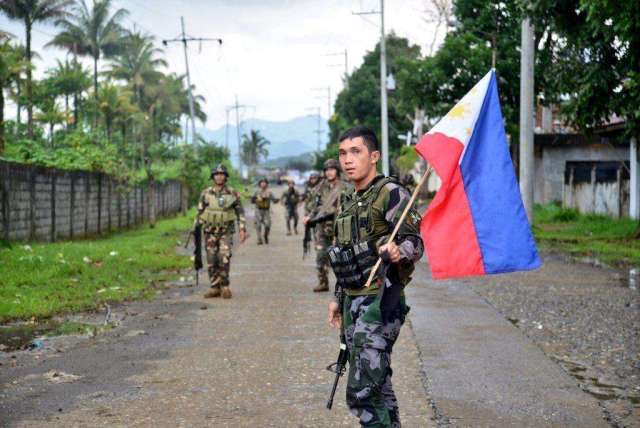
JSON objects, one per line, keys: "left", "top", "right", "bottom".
{"left": 49, "top": 0, "right": 128, "bottom": 125}
{"left": 34, "top": 79, "right": 67, "bottom": 147}
{"left": 241, "top": 129, "right": 270, "bottom": 166}
{"left": 0, "top": 0, "right": 73, "bottom": 138}
{"left": 0, "top": 40, "right": 25, "bottom": 153}
{"left": 108, "top": 30, "right": 166, "bottom": 105}
{"left": 97, "top": 81, "right": 132, "bottom": 144}
{"left": 46, "top": 58, "right": 89, "bottom": 128}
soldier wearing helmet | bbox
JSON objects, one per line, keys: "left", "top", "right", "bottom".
{"left": 194, "top": 163, "right": 247, "bottom": 299}
{"left": 281, "top": 180, "right": 301, "bottom": 235}
{"left": 302, "top": 171, "right": 321, "bottom": 216}
{"left": 302, "top": 159, "right": 345, "bottom": 292}
{"left": 251, "top": 177, "right": 279, "bottom": 245}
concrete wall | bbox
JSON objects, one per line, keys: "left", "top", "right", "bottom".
{"left": 534, "top": 143, "right": 628, "bottom": 205}
{"left": 0, "top": 161, "right": 184, "bottom": 242}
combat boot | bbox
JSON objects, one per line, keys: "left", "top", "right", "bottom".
{"left": 294, "top": 227, "right": 298, "bottom": 235}
{"left": 264, "top": 228, "right": 270, "bottom": 244}
{"left": 204, "top": 287, "right": 221, "bottom": 298}
{"left": 221, "top": 286, "right": 232, "bottom": 299}
{"left": 286, "top": 229, "right": 292, "bottom": 236}
{"left": 313, "top": 283, "right": 329, "bottom": 292}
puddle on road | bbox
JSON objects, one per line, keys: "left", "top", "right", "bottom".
{"left": 0, "top": 321, "right": 109, "bottom": 352}
{"left": 560, "top": 360, "right": 640, "bottom": 406}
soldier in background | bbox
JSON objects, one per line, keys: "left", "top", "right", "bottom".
{"left": 281, "top": 180, "right": 301, "bottom": 235}
{"left": 303, "top": 159, "right": 344, "bottom": 292}
{"left": 303, "top": 171, "right": 321, "bottom": 218}
{"left": 195, "top": 164, "right": 247, "bottom": 299}
{"left": 251, "top": 178, "right": 279, "bottom": 245}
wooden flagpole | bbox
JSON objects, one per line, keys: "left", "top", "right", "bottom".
{"left": 363, "top": 164, "right": 433, "bottom": 288}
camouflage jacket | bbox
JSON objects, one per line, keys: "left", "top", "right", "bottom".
{"left": 196, "top": 185, "right": 246, "bottom": 233}
{"left": 251, "top": 189, "right": 279, "bottom": 210}
{"left": 336, "top": 175, "right": 423, "bottom": 296}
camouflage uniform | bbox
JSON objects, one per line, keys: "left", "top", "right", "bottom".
{"left": 196, "top": 181, "right": 246, "bottom": 296}
{"left": 302, "top": 173, "right": 320, "bottom": 216}
{"left": 332, "top": 175, "right": 423, "bottom": 427}
{"left": 251, "top": 186, "right": 279, "bottom": 245}
{"left": 281, "top": 186, "right": 300, "bottom": 235}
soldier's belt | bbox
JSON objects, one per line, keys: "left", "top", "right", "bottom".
{"left": 328, "top": 242, "right": 378, "bottom": 290}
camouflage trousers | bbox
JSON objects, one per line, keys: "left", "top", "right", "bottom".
{"left": 285, "top": 205, "right": 299, "bottom": 232}
{"left": 255, "top": 208, "right": 271, "bottom": 243}
{"left": 343, "top": 290, "right": 409, "bottom": 427}
{"left": 315, "top": 222, "right": 333, "bottom": 288}
{"left": 205, "top": 230, "right": 233, "bottom": 288}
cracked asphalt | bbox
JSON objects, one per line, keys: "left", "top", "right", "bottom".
{"left": 0, "top": 202, "right": 434, "bottom": 427}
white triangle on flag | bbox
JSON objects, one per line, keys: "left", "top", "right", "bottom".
{"left": 426, "top": 70, "right": 494, "bottom": 164}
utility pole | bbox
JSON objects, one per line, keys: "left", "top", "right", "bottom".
{"left": 163, "top": 17, "right": 222, "bottom": 145}
{"left": 227, "top": 95, "right": 255, "bottom": 177}
{"left": 519, "top": 15, "right": 535, "bottom": 221}
{"left": 353, "top": 0, "right": 389, "bottom": 176}
{"left": 224, "top": 107, "right": 232, "bottom": 151}
{"left": 323, "top": 49, "right": 349, "bottom": 88}
{"left": 312, "top": 87, "right": 331, "bottom": 119}
{"left": 306, "top": 107, "right": 323, "bottom": 152}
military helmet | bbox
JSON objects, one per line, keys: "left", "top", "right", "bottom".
{"left": 210, "top": 163, "right": 229, "bottom": 178}
{"left": 323, "top": 158, "right": 340, "bottom": 172}
{"left": 309, "top": 171, "right": 320, "bottom": 178}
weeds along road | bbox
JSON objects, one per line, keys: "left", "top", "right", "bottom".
{"left": 0, "top": 197, "right": 434, "bottom": 427}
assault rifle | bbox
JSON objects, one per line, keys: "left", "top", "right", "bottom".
{"left": 326, "top": 287, "right": 348, "bottom": 410}
{"left": 184, "top": 222, "right": 203, "bottom": 286}
{"left": 303, "top": 211, "right": 335, "bottom": 259}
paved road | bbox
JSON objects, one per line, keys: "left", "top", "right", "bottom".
{"left": 1, "top": 202, "right": 434, "bottom": 427}
{"left": 407, "top": 267, "right": 609, "bottom": 427}
{"left": 0, "top": 194, "right": 613, "bottom": 427}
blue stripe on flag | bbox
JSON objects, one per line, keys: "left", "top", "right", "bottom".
{"left": 459, "top": 71, "right": 541, "bottom": 274}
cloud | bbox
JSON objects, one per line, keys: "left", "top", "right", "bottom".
{"left": 0, "top": 0, "right": 444, "bottom": 129}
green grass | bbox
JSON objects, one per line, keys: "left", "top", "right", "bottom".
{"left": 0, "top": 213, "right": 192, "bottom": 323}
{"left": 533, "top": 203, "right": 640, "bottom": 266}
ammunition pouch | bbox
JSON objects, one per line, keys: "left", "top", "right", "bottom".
{"left": 255, "top": 197, "right": 270, "bottom": 210}
{"left": 328, "top": 241, "right": 378, "bottom": 289}
{"left": 202, "top": 208, "right": 236, "bottom": 228}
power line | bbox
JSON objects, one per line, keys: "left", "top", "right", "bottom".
{"left": 162, "top": 16, "right": 222, "bottom": 145}
{"left": 227, "top": 95, "right": 255, "bottom": 177}
{"left": 353, "top": 0, "right": 390, "bottom": 176}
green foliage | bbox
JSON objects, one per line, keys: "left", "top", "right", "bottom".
{"left": 531, "top": 0, "right": 640, "bottom": 138}
{"left": 328, "top": 33, "right": 421, "bottom": 169}
{"left": 0, "top": 211, "right": 191, "bottom": 322}
{"left": 534, "top": 202, "right": 579, "bottom": 222}
{"left": 394, "top": 145, "right": 419, "bottom": 175}
{"left": 534, "top": 203, "right": 640, "bottom": 266}
{"left": 240, "top": 129, "right": 270, "bottom": 166}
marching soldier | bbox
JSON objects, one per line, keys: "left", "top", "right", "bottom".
{"left": 251, "top": 178, "right": 279, "bottom": 245}
{"left": 303, "top": 159, "right": 345, "bottom": 292}
{"left": 327, "top": 126, "right": 423, "bottom": 427}
{"left": 195, "top": 164, "right": 247, "bottom": 299}
{"left": 281, "top": 180, "right": 301, "bottom": 235}
{"left": 302, "top": 171, "right": 321, "bottom": 216}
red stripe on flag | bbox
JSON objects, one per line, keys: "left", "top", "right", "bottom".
{"left": 416, "top": 133, "right": 485, "bottom": 279}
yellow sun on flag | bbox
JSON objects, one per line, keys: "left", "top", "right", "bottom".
{"left": 448, "top": 103, "right": 468, "bottom": 119}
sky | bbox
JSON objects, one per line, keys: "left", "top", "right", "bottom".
{"left": 0, "top": 0, "right": 445, "bottom": 130}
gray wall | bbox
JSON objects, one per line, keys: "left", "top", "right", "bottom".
{"left": 534, "top": 143, "right": 628, "bottom": 204}
{"left": 0, "top": 161, "right": 184, "bottom": 242}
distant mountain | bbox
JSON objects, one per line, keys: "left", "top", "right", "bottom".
{"left": 197, "top": 115, "right": 329, "bottom": 164}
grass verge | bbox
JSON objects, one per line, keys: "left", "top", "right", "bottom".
{"left": 533, "top": 203, "right": 640, "bottom": 267}
{"left": 0, "top": 213, "right": 192, "bottom": 323}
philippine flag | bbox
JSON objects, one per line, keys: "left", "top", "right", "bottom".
{"left": 416, "top": 70, "right": 541, "bottom": 280}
